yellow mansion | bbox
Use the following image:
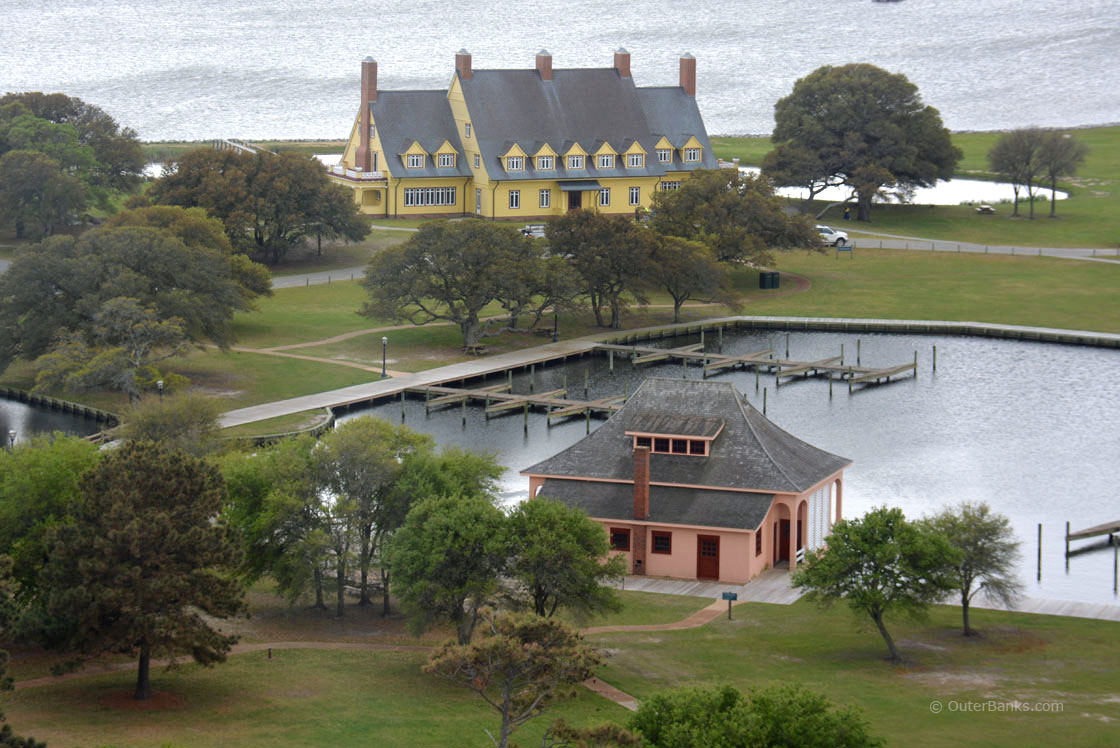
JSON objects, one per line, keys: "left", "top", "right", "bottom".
{"left": 328, "top": 49, "right": 717, "bottom": 219}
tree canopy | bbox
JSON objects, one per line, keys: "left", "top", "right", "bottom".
{"left": 0, "top": 216, "right": 270, "bottom": 385}
{"left": 924, "top": 502, "right": 1021, "bottom": 636}
{"left": 42, "top": 441, "right": 245, "bottom": 700}
{"left": 425, "top": 610, "right": 604, "bottom": 748}
{"left": 648, "top": 235, "right": 737, "bottom": 322}
{"left": 792, "top": 506, "right": 958, "bottom": 662}
{"left": 989, "top": 128, "right": 1088, "bottom": 219}
{"left": 629, "top": 683, "right": 882, "bottom": 748}
{"left": 363, "top": 219, "right": 554, "bottom": 347}
{"left": 1037, "top": 131, "right": 1088, "bottom": 218}
{"left": 0, "top": 557, "right": 46, "bottom": 748}
{"left": 648, "top": 169, "right": 818, "bottom": 264}
{"left": 766, "top": 64, "right": 961, "bottom": 221}
{"left": 148, "top": 148, "right": 368, "bottom": 264}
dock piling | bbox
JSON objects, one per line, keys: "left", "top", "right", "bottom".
{"left": 829, "top": 377, "right": 833, "bottom": 399}
{"left": 585, "top": 409, "right": 590, "bottom": 434}
{"left": 1114, "top": 543, "right": 1118, "bottom": 595}
{"left": 1037, "top": 523, "right": 1042, "bottom": 582}
{"left": 609, "top": 350, "right": 614, "bottom": 374}
{"left": 840, "top": 343, "right": 844, "bottom": 365}
{"left": 1065, "top": 520, "right": 1070, "bottom": 573}
{"left": 584, "top": 368, "right": 589, "bottom": 398}
{"left": 785, "top": 333, "right": 790, "bottom": 358}
{"left": 523, "top": 402, "right": 529, "bottom": 434}
{"left": 461, "top": 398, "right": 466, "bottom": 427}
{"left": 400, "top": 391, "right": 405, "bottom": 422}
{"left": 932, "top": 345, "right": 937, "bottom": 373}
{"left": 718, "top": 326, "right": 724, "bottom": 352}
{"left": 857, "top": 339, "right": 861, "bottom": 366}
{"left": 755, "top": 367, "right": 760, "bottom": 392}
{"left": 763, "top": 387, "right": 768, "bottom": 415}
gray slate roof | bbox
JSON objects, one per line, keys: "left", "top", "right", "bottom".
{"left": 538, "top": 478, "right": 775, "bottom": 531}
{"left": 369, "top": 91, "right": 472, "bottom": 177}
{"left": 522, "top": 378, "right": 851, "bottom": 494}
{"left": 426, "top": 67, "right": 717, "bottom": 181}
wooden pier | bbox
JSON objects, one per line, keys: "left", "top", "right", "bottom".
{"left": 592, "top": 343, "right": 916, "bottom": 387}
{"left": 408, "top": 384, "right": 625, "bottom": 422}
{"left": 1066, "top": 520, "right": 1120, "bottom": 544}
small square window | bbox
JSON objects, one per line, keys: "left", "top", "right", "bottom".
{"left": 628, "top": 153, "right": 643, "bottom": 168}
{"left": 635, "top": 436, "right": 651, "bottom": 449}
{"left": 438, "top": 153, "right": 455, "bottom": 168}
{"left": 537, "top": 155, "right": 554, "bottom": 170}
{"left": 598, "top": 154, "right": 614, "bottom": 169}
{"left": 689, "top": 440, "right": 706, "bottom": 455}
{"left": 610, "top": 527, "right": 631, "bottom": 552}
{"left": 657, "top": 149, "right": 672, "bottom": 163}
{"left": 406, "top": 154, "right": 424, "bottom": 168}
{"left": 567, "top": 155, "right": 584, "bottom": 170}
{"left": 652, "top": 531, "right": 672, "bottom": 554}
{"left": 653, "top": 437, "right": 670, "bottom": 453}
{"left": 507, "top": 156, "right": 524, "bottom": 171}
{"left": 684, "top": 147, "right": 701, "bottom": 162}
{"left": 671, "top": 439, "right": 688, "bottom": 454}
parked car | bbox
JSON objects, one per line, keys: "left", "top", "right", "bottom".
{"left": 817, "top": 224, "right": 849, "bottom": 246}
{"left": 521, "top": 224, "right": 546, "bottom": 238}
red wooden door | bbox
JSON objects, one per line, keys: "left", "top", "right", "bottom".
{"left": 697, "top": 535, "right": 720, "bottom": 580}
{"left": 774, "top": 520, "right": 790, "bottom": 563}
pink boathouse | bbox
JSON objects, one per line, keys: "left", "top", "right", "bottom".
{"left": 521, "top": 378, "right": 850, "bottom": 584}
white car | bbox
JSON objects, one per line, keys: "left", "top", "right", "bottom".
{"left": 817, "top": 225, "right": 849, "bottom": 247}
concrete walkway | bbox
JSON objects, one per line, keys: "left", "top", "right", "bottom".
{"left": 611, "top": 569, "right": 804, "bottom": 605}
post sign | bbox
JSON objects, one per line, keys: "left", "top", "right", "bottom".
{"left": 721, "top": 591, "right": 738, "bottom": 601}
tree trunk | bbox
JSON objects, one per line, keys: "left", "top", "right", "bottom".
{"left": 961, "top": 588, "right": 975, "bottom": 636}
{"left": 1026, "top": 183, "right": 1036, "bottom": 219}
{"left": 358, "top": 529, "right": 373, "bottom": 606}
{"left": 336, "top": 559, "right": 346, "bottom": 618}
{"left": 1011, "top": 184, "right": 1020, "bottom": 216}
{"left": 313, "top": 566, "right": 327, "bottom": 610}
{"left": 871, "top": 611, "right": 901, "bottom": 662}
{"left": 380, "top": 566, "right": 392, "bottom": 617}
{"left": 672, "top": 297, "right": 684, "bottom": 323}
{"left": 135, "top": 638, "right": 152, "bottom": 700}
{"left": 461, "top": 317, "right": 482, "bottom": 348}
{"left": 498, "top": 683, "right": 514, "bottom": 748}
{"left": 609, "top": 297, "right": 622, "bottom": 329}
{"left": 856, "top": 190, "right": 873, "bottom": 222}
{"left": 1048, "top": 177, "right": 1058, "bottom": 217}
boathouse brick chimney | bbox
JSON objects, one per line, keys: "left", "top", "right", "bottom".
{"left": 633, "top": 446, "right": 650, "bottom": 520}
{"left": 536, "top": 50, "right": 553, "bottom": 81}
{"left": 614, "top": 48, "right": 631, "bottom": 78}
{"left": 679, "top": 53, "right": 696, "bottom": 96}
{"left": 456, "top": 49, "right": 473, "bottom": 80}
{"left": 356, "top": 57, "right": 377, "bottom": 172}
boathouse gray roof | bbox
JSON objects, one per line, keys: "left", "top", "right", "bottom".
{"left": 537, "top": 479, "right": 775, "bottom": 531}
{"left": 369, "top": 91, "right": 472, "bottom": 177}
{"left": 521, "top": 378, "right": 851, "bottom": 495}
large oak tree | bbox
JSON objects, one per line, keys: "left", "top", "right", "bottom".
{"left": 766, "top": 64, "right": 961, "bottom": 222}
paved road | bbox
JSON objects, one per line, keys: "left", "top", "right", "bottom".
{"left": 271, "top": 266, "right": 367, "bottom": 288}
{"left": 846, "top": 230, "right": 1120, "bottom": 262}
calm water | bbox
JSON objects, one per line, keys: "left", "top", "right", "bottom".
{"left": 0, "top": 399, "right": 104, "bottom": 446}
{"left": 340, "top": 331, "right": 1120, "bottom": 606}
{"left": 3, "top": 1, "right": 1118, "bottom": 140}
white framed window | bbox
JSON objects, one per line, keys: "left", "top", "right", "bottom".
{"left": 509, "top": 189, "right": 521, "bottom": 209}
{"left": 660, "top": 181, "right": 681, "bottom": 191}
{"left": 657, "top": 149, "right": 672, "bottom": 163}
{"left": 475, "top": 188, "right": 482, "bottom": 215}
{"left": 628, "top": 153, "right": 644, "bottom": 168}
{"left": 506, "top": 156, "right": 524, "bottom": 171}
{"left": 598, "top": 154, "right": 615, "bottom": 169}
{"left": 465, "top": 122, "right": 472, "bottom": 138}
{"left": 539, "top": 189, "right": 550, "bottom": 209}
{"left": 406, "top": 153, "right": 424, "bottom": 168}
{"left": 629, "top": 186, "right": 640, "bottom": 206}
{"left": 598, "top": 188, "right": 610, "bottom": 207}
{"left": 536, "top": 155, "right": 554, "bottom": 170}
{"left": 567, "top": 155, "right": 584, "bottom": 170}
{"left": 684, "top": 147, "right": 701, "bottom": 162}
{"left": 403, "top": 186, "right": 457, "bottom": 206}
{"left": 437, "top": 153, "right": 455, "bottom": 168}
{"left": 473, "top": 153, "right": 480, "bottom": 168}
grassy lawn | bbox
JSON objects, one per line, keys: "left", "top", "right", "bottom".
{"left": 3, "top": 648, "right": 629, "bottom": 748}
{"left": 712, "top": 125, "right": 1120, "bottom": 248}
{"left": 268, "top": 229, "right": 407, "bottom": 276}
{"left": 220, "top": 410, "right": 332, "bottom": 439}
{"left": 591, "top": 600, "right": 1120, "bottom": 747}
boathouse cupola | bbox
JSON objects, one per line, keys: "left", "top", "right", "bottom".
{"left": 624, "top": 413, "right": 723, "bottom": 457}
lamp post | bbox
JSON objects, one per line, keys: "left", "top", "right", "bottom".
{"left": 157, "top": 379, "right": 164, "bottom": 400}
{"left": 381, "top": 337, "right": 388, "bottom": 379}
{"left": 7, "top": 429, "right": 15, "bottom": 451}
{"left": 552, "top": 310, "right": 559, "bottom": 343}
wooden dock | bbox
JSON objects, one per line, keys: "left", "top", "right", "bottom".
{"left": 593, "top": 343, "right": 916, "bottom": 388}
{"left": 408, "top": 384, "right": 624, "bottom": 422}
{"left": 1067, "top": 520, "right": 1120, "bottom": 543}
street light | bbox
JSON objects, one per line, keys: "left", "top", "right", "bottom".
{"left": 7, "top": 429, "right": 15, "bottom": 451}
{"left": 157, "top": 380, "right": 164, "bottom": 400}
{"left": 381, "top": 337, "right": 388, "bottom": 379}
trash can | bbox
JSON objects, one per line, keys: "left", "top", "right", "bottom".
{"left": 759, "top": 271, "right": 780, "bottom": 289}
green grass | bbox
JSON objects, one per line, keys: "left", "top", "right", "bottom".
{"left": 711, "top": 125, "right": 1120, "bottom": 248}
{"left": 220, "top": 410, "right": 331, "bottom": 438}
{"left": 269, "top": 229, "right": 407, "bottom": 276}
{"left": 590, "top": 600, "right": 1120, "bottom": 747}
{"left": 744, "top": 248, "right": 1120, "bottom": 333}
{"left": 231, "top": 282, "right": 377, "bottom": 348}
{"left": 2, "top": 648, "right": 629, "bottom": 747}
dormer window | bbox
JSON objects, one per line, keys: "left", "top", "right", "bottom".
{"left": 507, "top": 156, "right": 524, "bottom": 171}
{"left": 438, "top": 153, "right": 456, "bottom": 168}
{"left": 567, "top": 155, "right": 585, "bottom": 170}
{"left": 657, "top": 148, "right": 672, "bottom": 163}
{"left": 628, "top": 153, "right": 644, "bottom": 168}
{"left": 627, "top": 414, "right": 723, "bottom": 458}
{"left": 598, "top": 154, "right": 615, "bottom": 169}
{"left": 537, "top": 155, "right": 554, "bottom": 170}
{"left": 684, "top": 147, "right": 701, "bottom": 162}
{"left": 406, "top": 154, "right": 424, "bottom": 168}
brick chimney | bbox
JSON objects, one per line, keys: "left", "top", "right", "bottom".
{"left": 536, "top": 49, "right": 552, "bottom": 81}
{"left": 356, "top": 57, "right": 377, "bottom": 172}
{"left": 613, "top": 48, "right": 631, "bottom": 78}
{"left": 679, "top": 53, "right": 696, "bottom": 96}
{"left": 633, "top": 445, "right": 650, "bottom": 520}
{"left": 456, "top": 48, "right": 473, "bottom": 80}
